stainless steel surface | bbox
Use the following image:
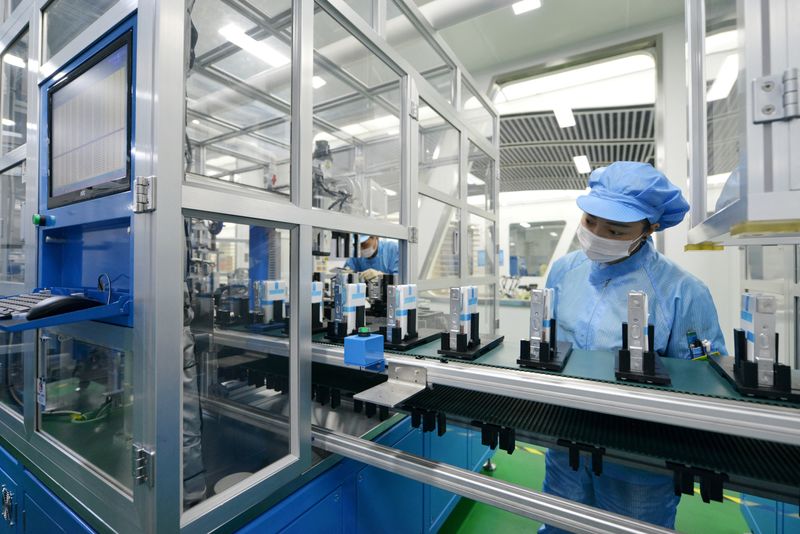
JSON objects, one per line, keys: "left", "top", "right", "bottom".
{"left": 305, "top": 338, "right": 800, "bottom": 446}
{"left": 312, "top": 426, "right": 674, "bottom": 534}
{"left": 353, "top": 363, "right": 427, "bottom": 407}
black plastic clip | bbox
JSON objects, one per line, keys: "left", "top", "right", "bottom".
{"left": 480, "top": 423, "right": 501, "bottom": 450}
{"left": 316, "top": 385, "right": 330, "bottom": 406}
{"left": 557, "top": 440, "right": 605, "bottom": 476}
{"left": 437, "top": 412, "right": 447, "bottom": 437}
{"left": 498, "top": 427, "right": 516, "bottom": 455}
{"left": 331, "top": 388, "right": 341, "bottom": 410}
{"left": 365, "top": 402, "right": 377, "bottom": 418}
{"left": 353, "top": 399, "right": 363, "bottom": 413}
{"left": 379, "top": 405, "right": 389, "bottom": 421}
{"left": 666, "top": 462, "right": 728, "bottom": 503}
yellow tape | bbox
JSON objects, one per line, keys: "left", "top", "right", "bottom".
{"left": 684, "top": 242, "right": 724, "bottom": 251}
{"left": 730, "top": 219, "right": 800, "bottom": 236}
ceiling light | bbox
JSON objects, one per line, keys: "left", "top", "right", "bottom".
{"left": 341, "top": 123, "right": 367, "bottom": 136}
{"left": 1, "top": 119, "right": 14, "bottom": 127}
{"left": 384, "top": 188, "right": 398, "bottom": 197}
{"left": 549, "top": 232, "right": 558, "bottom": 237}
{"left": 706, "top": 54, "right": 738, "bottom": 102}
{"left": 573, "top": 155, "right": 591, "bottom": 174}
{"left": 218, "top": 24, "right": 289, "bottom": 68}
{"left": 206, "top": 155, "right": 236, "bottom": 168}
{"left": 191, "top": 119, "right": 199, "bottom": 125}
{"left": 553, "top": 105, "right": 576, "bottom": 128}
{"left": 467, "top": 174, "right": 485, "bottom": 186}
{"left": 432, "top": 145, "right": 441, "bottom": 160}
{"left": 512, "top": 0, "right": 542, "bottom": 15}
{"left": 2, "top": 54, "right": 24, "bottom": 68}
{"left": 519, "top": 222, "right": 531, "bottom": 228}
{"left": 312, "top": 76, "right": 327, "bottom": 89}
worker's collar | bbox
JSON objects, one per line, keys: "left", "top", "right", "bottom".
{"left": 588, "top": 238, "right": 655, "bottom": 286}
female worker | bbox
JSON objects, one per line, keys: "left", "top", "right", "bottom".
{"left": 540, "top": 162, "right": 727, "bottom": 532}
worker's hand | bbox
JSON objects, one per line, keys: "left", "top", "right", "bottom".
{"left": 360, "top": 269, "right": 382, "bottom": 282}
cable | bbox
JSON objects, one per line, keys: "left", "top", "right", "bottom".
{"left": 97, "top": 273, "right": 112, "bottom": 304}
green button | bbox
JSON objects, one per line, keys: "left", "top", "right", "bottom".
{"left": 32, "top": 214, "right": 42, "bottom": 226}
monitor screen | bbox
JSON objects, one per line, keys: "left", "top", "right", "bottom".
{"left": 48, "top": 32, "right": 131, "bottom": 208}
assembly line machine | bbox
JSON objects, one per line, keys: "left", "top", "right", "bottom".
{"left": 0, "top": 0, "right": 796, "bottom": 533}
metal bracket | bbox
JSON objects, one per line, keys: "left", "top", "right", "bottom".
{"left": 132, "top": 443, "right": 155, "bottom": 487}
{"left": 133, "top": 175, "right": 156, "bottom": 213}
{"left": 1, "top": 485, "right": 15, "bottom": 526}
{"left": 409, "top": 100, "right": 419, "bottom": 120}
{"left": 753, "top": 68, "right": 799, "bottom": 123}
{"left": 408, "top": 226, "right": 418, "bottom": 244}
{"left": 353, "top": 364, "right": 427, "bottom": 408}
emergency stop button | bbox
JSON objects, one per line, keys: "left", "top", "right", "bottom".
{"left": 32, "top": 214, "right": 53, "bottom": 226}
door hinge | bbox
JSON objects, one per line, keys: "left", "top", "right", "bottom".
{"left": 132, "top": 444, "right": 155, "bottom": 487}
{"left": 753, "top": 68, "right": 799, "bottom": 123}
{"left": 408, "top": 226, "right": 418, "bottom": 244}
{"left": 133, "top": 175, "right": 156, "bottom": 213}
{"left": 1, "top": 485, "right": 16, "bottom": 526}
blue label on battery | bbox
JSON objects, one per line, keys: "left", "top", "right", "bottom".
{"left": 746, "top": 330, "right": 755, "bottom": 343}
{"left": 741, "top": 310, "right": 753, "bottom": 323}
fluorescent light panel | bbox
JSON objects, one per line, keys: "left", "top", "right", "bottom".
{"left": 706, "top": 54, "right": 738, "bottom": 102}
{"left": 573, "top": 155, "right": 591, "bottom": 174}
{"left": 2, "top": 54, "right": 24, "bottom": 68}
{"left": 512, "top": 0, "right": 542, "bottom": 15}
{"left": 553, "top": 105, "right": 575, "bottom": 128}
{"left": 218, "top": 24, "right": 289, "bottom": 68}
{"left": 312, "top": 76, "right": 326, "bottom": 89}
{"left": 519, "top": 222, "right": 531, "bottom": 228}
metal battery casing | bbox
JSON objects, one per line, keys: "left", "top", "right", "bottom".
{"left": 741, "top": 293, "right": 777, "bottom": 387}
{"left": 627, "top": 291, "right": 648, "bottom": 373}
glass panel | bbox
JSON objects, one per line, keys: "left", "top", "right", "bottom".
{"left": 466, "top": 142, "right": 494, "bottom": 211}
{"left": 9, "top": 0, "right": 23, "bottom": 13}
{"left": 419, "top": 101, "right": 459, "bottom": 197}
{"left": 461, "top": 80, "right": 494, "bottom": 143}
{"left": 1, "top": 31, "right": 27, "bottom": 154}
{"left": 386, "top": 0, "right": 454, "bottom": 103}
{"left": 417, "top": 288, "right": 448, "bottom": 331}
{"left": 0, "top": 164, "right": 24, "bottom": 283}
{"left": 344, "top": 0, "right": 373, "bottom": 27}
{"left": 418, "top": 195, "right": 458, "bottom": 279}
{"left": 475, "top": 284, "right": 496, "bottom": 334}
{"left": 39, "top": 324, "right": 133, "bottom": 491}
{"left": 184, "top": 216, "right": 292, "bottom": 510}
{"left": 0, "top": 331, "right": 25, "bottom": 416}
{"left": 42, "top": 0, "right": 119, "bottom": 61}
{"left": 185, "top": 0, "right": 293, "bottom": 199}
{"left": 468, "top": 214, "right": 494, "bottom": 276}
{"left": 704, "top": 1, "right": 743, "bottom": 216}
{"left": 313, "top": 7, "right": 402, "bottom": 222}
{"left": 509, "top": 221, "right": 566, "bottom": 277}
{"left": 745, "top": 245, "right": 788, "bottom": 282}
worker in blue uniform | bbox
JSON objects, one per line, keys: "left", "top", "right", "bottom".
{"left": 345, "top": 235, "right": 399, "bottom": 280}
{"left": 540, "top": 162, "right": 727, "bottom": 532}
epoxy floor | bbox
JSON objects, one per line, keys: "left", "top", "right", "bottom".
{"left": 440, "top": 443, "right": 751, "bottom": 534}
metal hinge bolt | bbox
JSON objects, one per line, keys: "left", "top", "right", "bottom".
{"left": 1, "top": 485, "right": 15, "bottom": 526}
{"left": 753, "top": 68, "right": 799, "bottom": 123}
{"left": 132, "top": 444, "right": 155, "bottom": 487}
{"left": 134, "top": 176, "right": 156, "bottom": 213}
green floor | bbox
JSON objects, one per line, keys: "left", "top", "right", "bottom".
{"left": 441, "top": 444, "right": 750, "bottom": 534}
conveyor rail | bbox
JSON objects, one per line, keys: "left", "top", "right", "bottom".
{"left": 402, "top": 385, "right": 800, "bottom": 501}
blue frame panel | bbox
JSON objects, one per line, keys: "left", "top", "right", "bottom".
{"left": 35, "top": 15, "right": 137, "bottom": 328}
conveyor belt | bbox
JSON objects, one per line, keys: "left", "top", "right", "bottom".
{"left": 403, "top": 384, "right": 800, "bottom": 495}
{"left": 313, "top": 334, "right": 799, "bottom": 408}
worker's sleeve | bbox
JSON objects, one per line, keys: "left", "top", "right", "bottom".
{"left": 389, "top": 242, "right": 400, "bottom": 274}
{"left": 666, "top": 280, "right": 728, "bottom": 359}
{"left": 344, "top": 256, "right": 359, "bottom": 271}
{"left": 544, "top": 255, "right": 572, "bottom": 311}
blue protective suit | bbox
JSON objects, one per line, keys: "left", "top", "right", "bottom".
{"left": 539, "top": 240, "right": 726, "bottom": 532}
{"left": 345, "top": 239, "right": 399, "bottom": 274}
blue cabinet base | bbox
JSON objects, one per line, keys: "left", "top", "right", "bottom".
{"left": 240, "top": 417, "right": 493, "bottom": 534}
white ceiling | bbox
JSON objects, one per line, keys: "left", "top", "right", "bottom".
{"left": 422, "top": 0, "right": 686, "bottom": 82}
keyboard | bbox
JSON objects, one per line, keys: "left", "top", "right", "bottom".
{"left": 0, "top": 292, "right": 52, "bottom": 319}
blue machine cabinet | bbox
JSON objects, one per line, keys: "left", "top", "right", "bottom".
{"left": 240, "top": 417, "right": 493, "bottom": 534}
{"left": 0, "top": 442, "right": 93, "bottom": 533}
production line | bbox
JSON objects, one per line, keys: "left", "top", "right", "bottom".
{"left": 0, "top": 0, "right": 796, "bottom": 533}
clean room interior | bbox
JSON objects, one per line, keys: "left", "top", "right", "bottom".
{"left": 0, "top": 1, "right": 796, "bottom": 533}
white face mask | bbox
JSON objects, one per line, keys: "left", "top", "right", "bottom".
{"left": 577, "top": 223, "right": 646, "bottom": 263}
{"left": 361, "top": 242, "right": 377, "bottom": 258}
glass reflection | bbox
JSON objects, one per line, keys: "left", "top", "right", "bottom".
{"left": 183, "top": 217, "right": 292, "bottom": 509}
